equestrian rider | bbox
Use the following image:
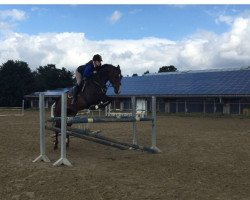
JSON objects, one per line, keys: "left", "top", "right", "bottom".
{"left": 72, "top": 54, "right": 103, "bottom": 104}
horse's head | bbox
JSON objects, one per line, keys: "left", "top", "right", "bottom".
{"left": 101, "top": 64, "right": 122, "bottom": 94}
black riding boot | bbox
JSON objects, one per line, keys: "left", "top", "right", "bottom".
{"left": 72, "top": 84, "right": 80, "bottom": 104}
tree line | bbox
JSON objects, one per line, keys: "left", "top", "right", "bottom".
{"left": 0, "top": 60, "right": 74, "bottom": 107}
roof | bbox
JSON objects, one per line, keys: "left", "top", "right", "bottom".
{"left": 107, "top": 68, "right": 250, "bottom": 97}
{"left": 25, "top": 68, "right": 250, "bottom": 98}
{"left": 24, "top": 88, "right": 69, "bottom": 98}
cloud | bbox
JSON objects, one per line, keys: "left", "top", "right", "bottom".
{"left": 30, "top": 7, "right": 48, "bottom": 13}
{"left": 0, "top": 9, "right": 27, "bottom": 21}
{"left": 108, "top": 10, "right": 122, "bottom": 24}
{"left": 1, "top": 14, "right": 250, "bottom": 76}
{"left": 0, "top": 21, "right": 13, "bottom": 30}
{"left": 215, "top": 14, "right": 234, "bottom": 25}
{"left": 129, "top": 9, "right": 142, "bottom": 15}
{"left": 0, "top": 9, "right": 27, "bottom": 33}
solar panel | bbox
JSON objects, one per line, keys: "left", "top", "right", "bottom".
{"left": 107, "top": 68, "right": 250, "bottom": 97}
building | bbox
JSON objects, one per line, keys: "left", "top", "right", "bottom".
{"left": 107, "top": 67, "right": 250, "bottom": 115}
{"left": 25, "top": 67, "right": 250, "bottom": 115}
{"left": 24, "top": 89, "right": 69, "bottom": 108}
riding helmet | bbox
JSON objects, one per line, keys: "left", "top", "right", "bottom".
{"left": 93, "top": 54, "right": 103, "bottom": 62}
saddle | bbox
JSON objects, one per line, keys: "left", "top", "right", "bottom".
{"left": 68, "top": 81, "right": 86, "bottom": 99}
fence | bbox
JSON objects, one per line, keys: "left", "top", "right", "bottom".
{"left": 0, "top": 100, "right": 25, "bottom": 116}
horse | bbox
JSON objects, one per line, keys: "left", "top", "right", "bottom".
{"left": 53, "top": 64, "right": 122, "bottom": 150}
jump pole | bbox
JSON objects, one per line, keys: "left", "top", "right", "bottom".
{"left": 33, "top": 93, "right": 50, "bottom": 163}
{"left": 151, "top": 96, "right": 161, "bottom": 153}
{"left": 53, "top": 92, "right": 72, "bottom": 167}
{"left": 131, "top": 96, "right": 137, "bottom": 145}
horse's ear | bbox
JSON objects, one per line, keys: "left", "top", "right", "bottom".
{"left": 117, "top": 65, "right": 120, "bottom": 69}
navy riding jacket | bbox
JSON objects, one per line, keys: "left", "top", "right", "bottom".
{"left": 77, "top": 60, "right": 96, "bottom": 78}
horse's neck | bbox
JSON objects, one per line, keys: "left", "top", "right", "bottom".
{"left": 96, "top": 66, "right": 110, "bottom": 85}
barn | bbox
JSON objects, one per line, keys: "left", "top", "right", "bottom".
{"left": 25, "top": 67, "right": 250, "bottom": 115}
{"left": 107, "top": 67, "right": 250, "bottom": 115}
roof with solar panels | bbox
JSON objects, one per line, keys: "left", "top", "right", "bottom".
{"left": 107, "top": 67, "right": 250, "bottom": 97}
{"left": 25, "top": 67, "right": 250, "bottom": 98}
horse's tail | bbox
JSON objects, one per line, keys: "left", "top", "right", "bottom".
{"left": 51, "top": 102, "right": 56, "bottom": 117}
{"left": 53, "top": 97, "right": 61, "bottom": 117}
{"left": 50, "top": 96, "right": 61, "bottom": 117}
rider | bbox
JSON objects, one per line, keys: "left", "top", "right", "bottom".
{"left": 72, "top": 54, "right": 103, "bottom": 104}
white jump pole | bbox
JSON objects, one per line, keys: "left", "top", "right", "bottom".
{"left": 53, "top": 92, "right": 72, "bottom": 167}
{"left": 150, "top": 96, "right": 161, "bottom": 153}
{"left": 131, "top": 96, "right": 137, "bottom": 145}
{"left": 33, "top": 93, "right": 51, "bottom": 163}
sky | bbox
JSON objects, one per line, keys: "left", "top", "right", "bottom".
{"left": 0, "top": 4, "right": 250, "bottom": 76}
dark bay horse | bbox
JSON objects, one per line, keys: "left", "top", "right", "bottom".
{"left": 53, "top": 64, "right": 122, "bottom": 149}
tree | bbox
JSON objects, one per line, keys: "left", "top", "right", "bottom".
{"left": 143, "top": 70, "right": 149, "bottom": 75}
{"left": 158, "top": 65, "right": 177, "bottom": 73}
{"left": 0, "top": 60, "right": 36, "bottom": 106}
{"left": 0, "top": 60, "right": 74, "bottom": 106}
{"left": 132, "top": 73, "right": 138, "bottom": 77}
{"left": 34, "top": 64, "right": 74, "bottom": 91}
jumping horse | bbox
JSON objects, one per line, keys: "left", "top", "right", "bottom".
{"left": 53, "top": 64, "right": 122, "bottom": 149}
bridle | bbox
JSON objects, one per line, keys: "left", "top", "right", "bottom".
{"left": 91, "top": 66, "right": 122, "bottom": 94}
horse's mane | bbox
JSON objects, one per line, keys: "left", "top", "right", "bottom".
{"left": 97, "top": 64, "right": 117, "bottom": 74}
{"left": 101, "top": 64, "right": 115, "bottom": 69}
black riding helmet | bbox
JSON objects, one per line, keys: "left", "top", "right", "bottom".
{"left": 93, "top": 54, "right": 102, "bottom": 62}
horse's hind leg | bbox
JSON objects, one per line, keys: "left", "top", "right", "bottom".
{"left": 54, "top": 132, "right": 59, "bottom": 150}
{"left": 66, "top": 122, "right": 72, "bottom": 148}
{"left": 54, "top": 132, "right": 69, "bottom": 149}
{"left": 66, "top": 135, "right": 70, "bottom": 148}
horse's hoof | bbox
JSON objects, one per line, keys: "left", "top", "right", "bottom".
{"left": 89, "top": 105, "right": 96, "bottom": 110}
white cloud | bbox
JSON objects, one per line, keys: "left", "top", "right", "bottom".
{"left": 30, "top": 7, "right": 48, "bottom": 13}
{"left": 129, "top": 9, "right": 142, "bottom": 15}
{"left": 108, "top": 10, "right": 122, "bottom": 24}
{"left": 215, "top": 14, "right": 234, "bottom": 25}
{"left": 0, "top": 9, "right": 27, "bottom": 33}
{"left": 1, "top": 15, "right": 250, "bottom": 76}
{"left": 0, "top": 9, "right": 27, "bottom": 21}
{"left": 0, "top": 21, "right": 13, "bottom": 30}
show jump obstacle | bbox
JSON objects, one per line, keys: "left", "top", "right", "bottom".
{"left": 33, "top": 92, "right": 161, "bottom": 167}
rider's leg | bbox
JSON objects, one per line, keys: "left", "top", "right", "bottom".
{"left": 72, "top": 71, "right": 82, "bottom": 104}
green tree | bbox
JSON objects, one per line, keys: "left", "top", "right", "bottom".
{"left": 143, "top": 70, "right": 149, "bottom": 75}
{"left": 0, "top": 60, "right": 36, "bottom": 106}
{"left": 0, "top": 60, "right": 74, "bottom": 106}
{"left": 158, "top": 65, "right": 177, "bottom": 73}
{"left": 34, "top": 64, "right": 74, "bottom": 91}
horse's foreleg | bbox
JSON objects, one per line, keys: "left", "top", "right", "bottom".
{"left": 98, "top": 96, "right": 111, "bottom": 109}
